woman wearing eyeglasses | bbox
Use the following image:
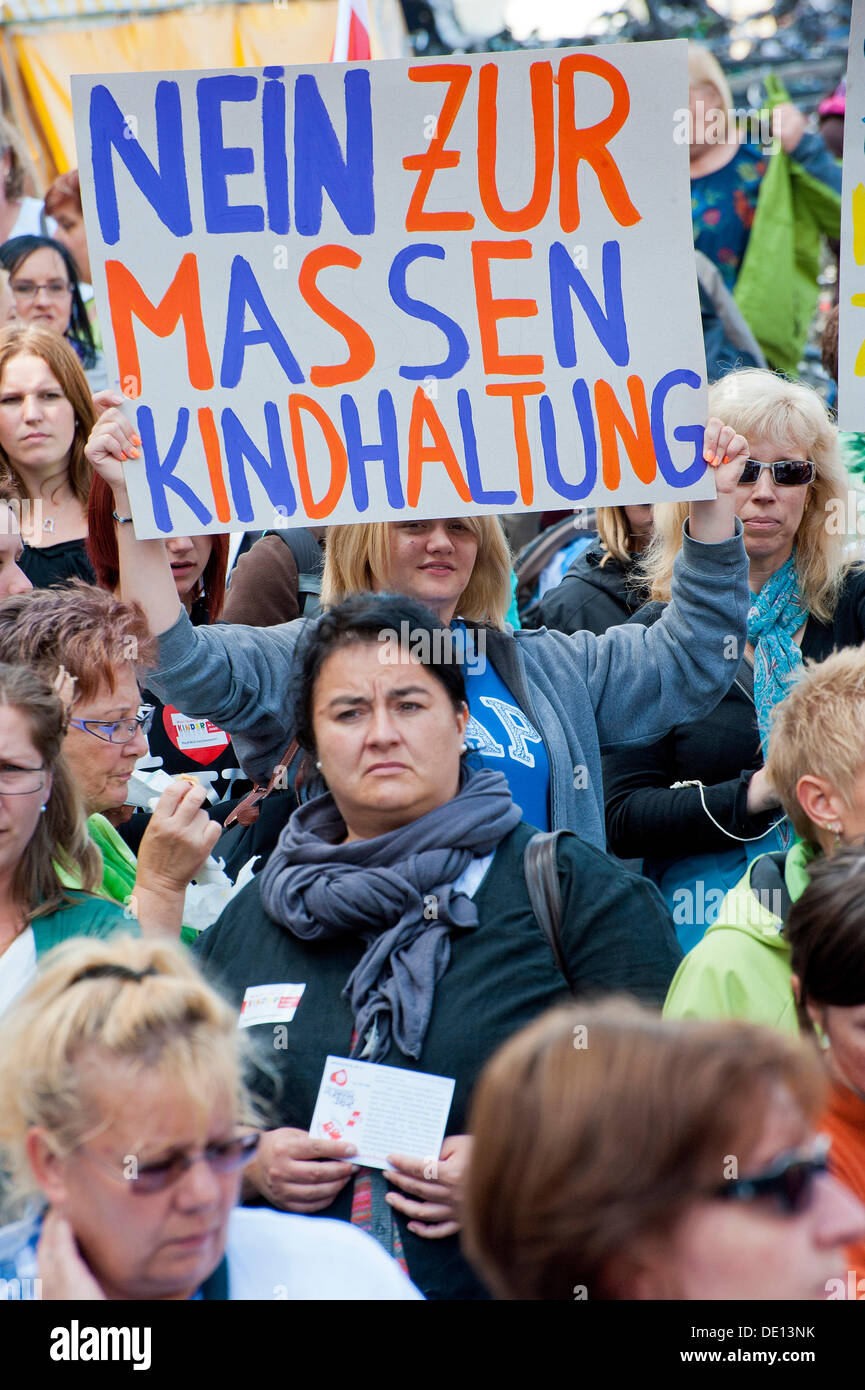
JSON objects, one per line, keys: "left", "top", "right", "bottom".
{"left": 0, "top": 581, "right": 220, "bottom": 939}
{"left": 787, "top": 848, "right": 865, "bottom": 1300}
{"left": 462, "top": 998, "right": 865, "bottom": 1300}
{"left": 0, "top": 235, "right": 106, "bottom": 391}
{"left": 0, "top": 934, "right": 421, "bottom": 1299}
{"left": 0, "top": 322, "right": 97, "bottom": 590}
{"left": 0, "top": 663, "right": 134, "bottom": 1017}
{"left": 604, "top": 368, "right": 864, "bottom": 950}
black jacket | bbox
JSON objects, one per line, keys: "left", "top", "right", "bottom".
{"left": 193, "top": 820, "right": 680, "bottom": 1300}
{"left": 604, "top": 566, "right": 865, "bottom": 861}
{"left": 535, "top": 544, "right": 648, "bottom": 637}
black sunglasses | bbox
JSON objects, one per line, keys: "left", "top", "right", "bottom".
{"left": 738, "top": 458, "right": 816, "bottom": 487}
{"left": 713, "top": 1137, "right": 831, "bottom": 1216}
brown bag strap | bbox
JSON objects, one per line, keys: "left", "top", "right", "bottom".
{"left": 223, "top": 739, "right": 299, "bottom": 828}
{"left": 523, "top": 829, "right": 574, "bottom": 985}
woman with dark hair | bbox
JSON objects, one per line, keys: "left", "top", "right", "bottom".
{"left": 463, "top": 998, "right": 865, "bottom": 1300}
{"left": 88, "top": 474, "right": 229, "bottom": 626}
{"left": 0, "top": 234, "right": 105, "bottom": 390}
{"left": 788, "top": 848, "right": 865, "bottom": 1298}
{"left": 85, "top": 400, "right": 754, "bottom": 849}
{"left": 0, "top": 322, "right": 96, "bottom": 589}
{"left": 87, "top": 474, "right": 244, "bottom": 802}
{"left": 192, "top": 593, "right": 681, "bottom": 1300}
{"left": 0, "top": 662, "right": 135, "bottom": 1015}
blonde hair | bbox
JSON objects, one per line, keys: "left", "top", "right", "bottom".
{"left": 321, "top": 518, "right": 513, "bottom": 628}
{"left": 640, "top": 370, "right": 856, "bottom": 623}
{"left": 595, "top": 506, "right": 646, "bottom": 568}
{"left": 688, "top": 43, "right": 734, "bottom": 134}
{"left": 0, "top": 935, "right": 250, "bottom": 1220}
{"left": 765, "top": 647, "right": 865, "bottom": 846}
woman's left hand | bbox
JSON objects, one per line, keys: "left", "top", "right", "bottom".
{"left": 37, "top": 1210, "right": 107, "bottom": 1300}
{"left": 384, "top": 1134, "right": 472, "bottom": 1239}
{"left": 688, "top": 416, "right": 749, "bottom": 544}
{"left": 702, "top": 416, "right": 749, "bottom": 495}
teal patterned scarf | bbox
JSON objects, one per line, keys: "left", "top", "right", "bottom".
{"left": 747, "top": 553, "right": 809, "bottom": 756}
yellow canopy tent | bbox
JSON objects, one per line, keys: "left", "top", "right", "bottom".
{"left": 0, "top": 0, "right": 407, "bottom": 191}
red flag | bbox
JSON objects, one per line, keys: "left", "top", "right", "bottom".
{"left": 331, "top": 0, "right": 371, "bottom": 61}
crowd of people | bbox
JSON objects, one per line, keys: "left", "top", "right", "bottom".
{"left": 0, "top": 38, "right": 863, "bottom": 1303}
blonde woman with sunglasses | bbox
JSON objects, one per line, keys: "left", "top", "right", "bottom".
{"left": 605, "top": 369, "right": 865, "bottom": 951}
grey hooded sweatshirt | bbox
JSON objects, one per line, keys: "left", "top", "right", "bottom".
{"left": 145, "top": 520, "right": 749, "bottom": 851}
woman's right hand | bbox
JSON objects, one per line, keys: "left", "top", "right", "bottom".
{"left": 136, "top": 779, "right": 221, "bottom": 890}
{"left": 37, "top": 1210, "right": 107, "bottom": 1301}
{"left": 84, "top": 400, "right": 141, "bottom": 497}
{"left": 246, "top": 1127, "right": 359, "bottom": 1213}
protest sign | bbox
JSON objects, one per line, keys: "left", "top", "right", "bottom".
{"left": 73, "top": 44, "right": 712, "bottom": 537}
{"left": 839, "top": 0, "right": 865, "bottom": 431}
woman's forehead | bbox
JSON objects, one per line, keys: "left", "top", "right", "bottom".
{"left": 77, "top": 1055, "right": 235, "bottom": 1144}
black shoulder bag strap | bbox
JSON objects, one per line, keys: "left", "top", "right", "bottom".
{"left": 523, "top": 829, "right": 576, "bottom": 986}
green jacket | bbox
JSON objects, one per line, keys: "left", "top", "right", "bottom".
{"left": 59, "top": 814, "right": 196, "bottom": 945}
{"left": 663, "top": 841, "right": 817, "bottom": 1034}
{"left": 55, "top": 813, "right": 137, "bottom": 909}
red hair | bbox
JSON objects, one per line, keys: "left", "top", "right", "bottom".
{"left": 87, "top": 474, "right": 229, "bottom": 623}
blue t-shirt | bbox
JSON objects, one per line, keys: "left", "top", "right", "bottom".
{"left": 456, "top": 623, "right": 551, "bottom": 830}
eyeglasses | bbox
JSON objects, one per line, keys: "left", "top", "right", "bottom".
{"left": 67, "top": 705, "right": 154, "bottom": 745}
{"left": 737, "top": 459, "right": 816, "bottom": 487}
{"left": 0, "top": 763, "right": 46, "bottom": 794}
{"left": 78, "top": 1131, "right": 261, "bottom": 1196}
{"left": 713, "top": 1136, "right": 831, "bottom": 1216}
{"left": 9, "top": 280, "right": 72, "bottom": 302}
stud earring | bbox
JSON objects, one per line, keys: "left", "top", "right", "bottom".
{"left": 40, "top": 804, "right": 47, "bottom": 814}
{"left": 460, "top": 743, "right": 468, "bottom": 753}
{"left": 315, "top": 760, "right": 322, "bottom": 771}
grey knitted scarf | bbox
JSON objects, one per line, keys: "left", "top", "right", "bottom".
{"left": 259, "top": 766, "right": 521, "bottom": 1061}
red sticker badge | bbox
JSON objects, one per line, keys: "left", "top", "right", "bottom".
{"left": 162, "top": 705, "right": 230, "bottom": 766}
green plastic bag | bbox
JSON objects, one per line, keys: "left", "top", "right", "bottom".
{"left": 733, "top": 75, "right": 841, "bottom": 375}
